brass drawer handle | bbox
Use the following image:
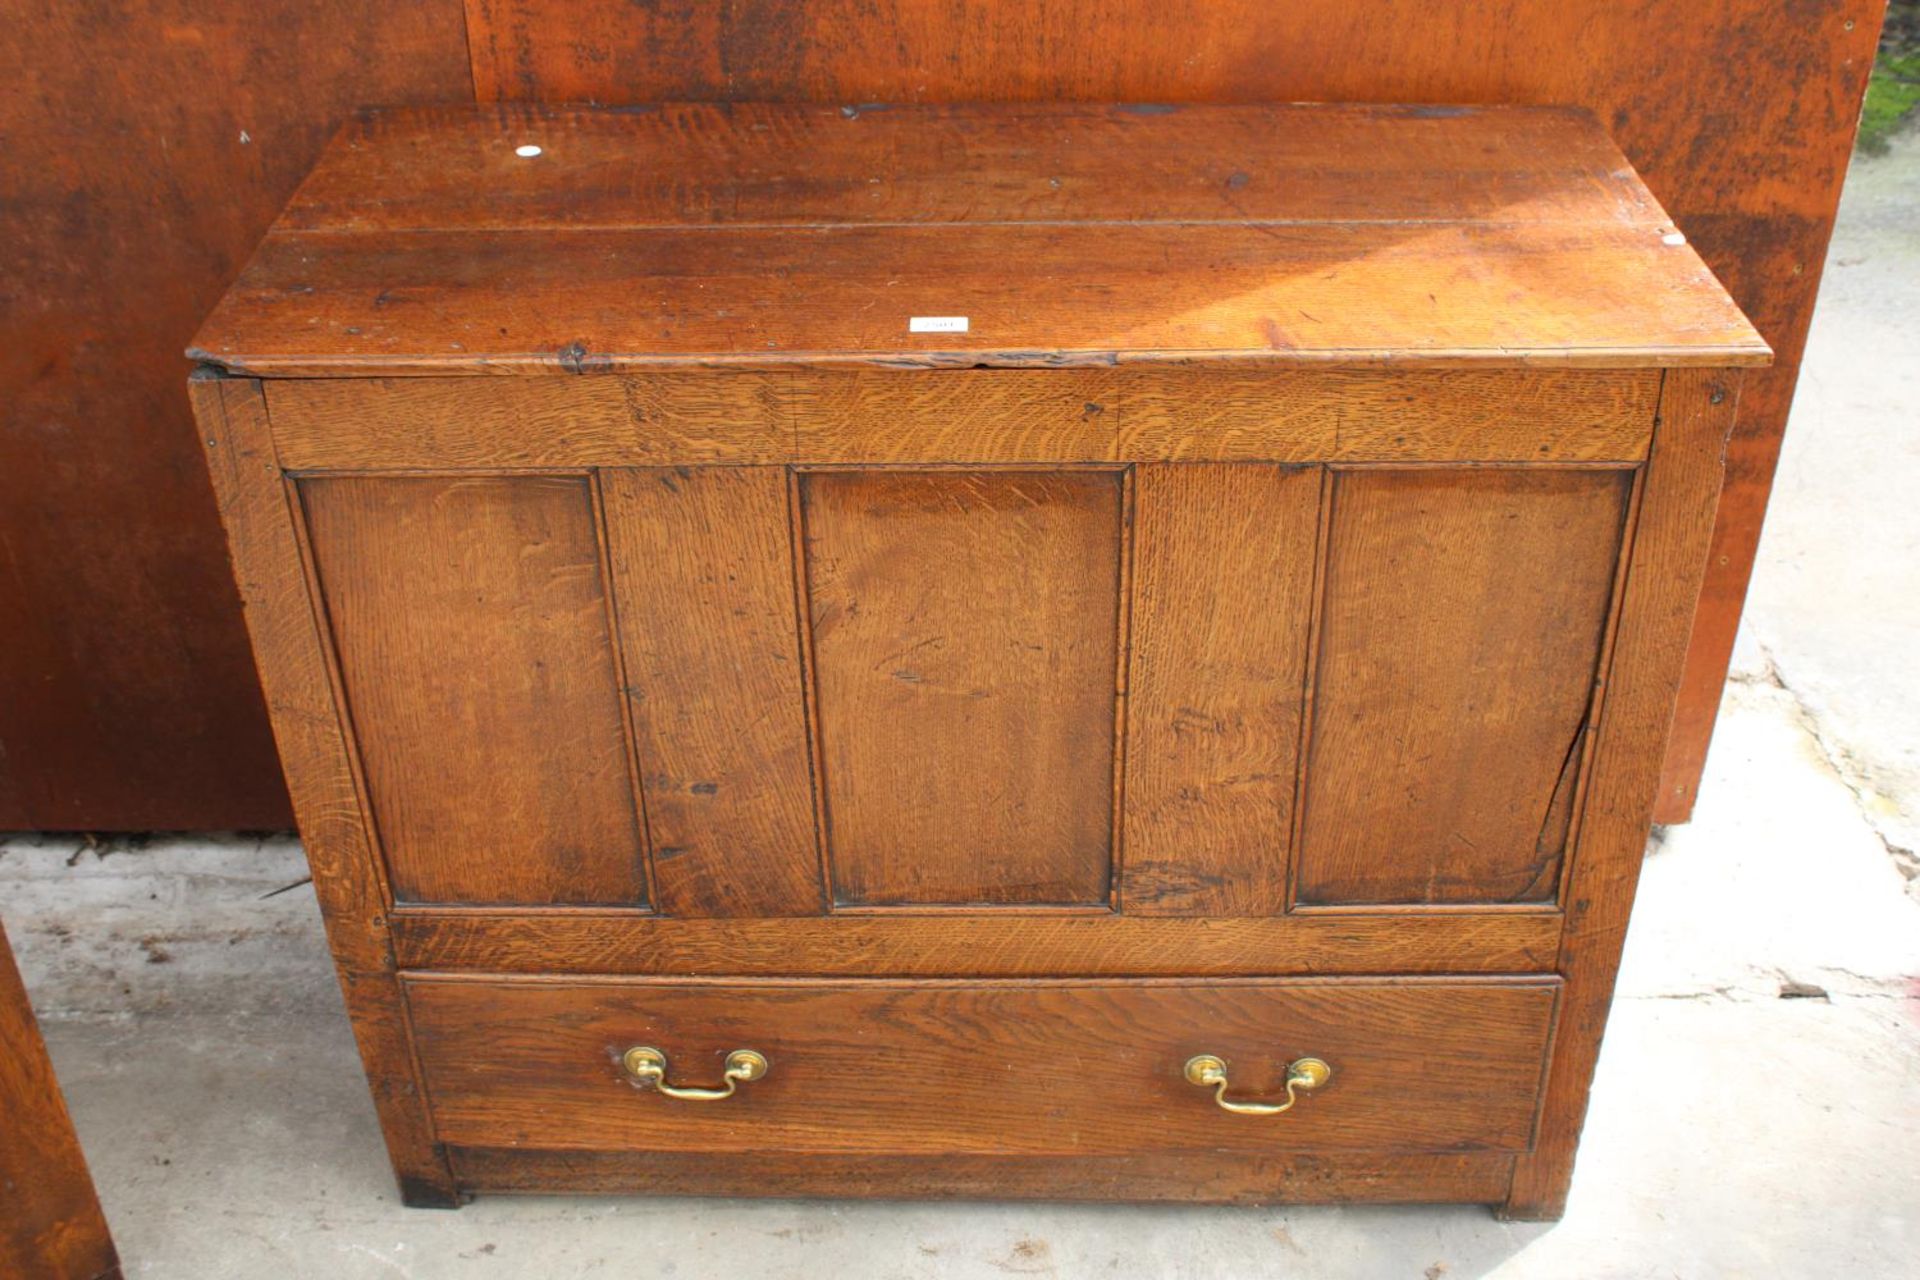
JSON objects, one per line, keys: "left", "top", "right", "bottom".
{"left": 1184, "top": 1054, "right": 1331, "bottom": 1115}
{"left": 621, "top": 1046, "right": 768, "bottom": 1100}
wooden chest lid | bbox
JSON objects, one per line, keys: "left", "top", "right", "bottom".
{"left": 189, "top": 102, "right": 1770, "bottom": 377}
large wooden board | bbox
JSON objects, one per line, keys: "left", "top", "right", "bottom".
{"left": 189, "top": 105, "right": 1764, "bottom": 375}
{"left": 0, "top": 1, "right": 473, "bottom": 828}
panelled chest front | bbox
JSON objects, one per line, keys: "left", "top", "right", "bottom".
{"left": 190, "top": 102, "right": 1768, "bottom": 1217}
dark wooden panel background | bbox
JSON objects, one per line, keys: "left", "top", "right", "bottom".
{"left": 0, "top": 1, "right": 1882, "bottom": 829}
{"left": 0, "top": 2, "right": 473, "bottom": 828}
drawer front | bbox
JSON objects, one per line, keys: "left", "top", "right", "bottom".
{"left": 406, "top": 977, "right": 1558, "bottom": 1156}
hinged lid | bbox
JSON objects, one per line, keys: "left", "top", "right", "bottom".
{"left": 189, "top": 102, "right": 1770, "bottom": 376}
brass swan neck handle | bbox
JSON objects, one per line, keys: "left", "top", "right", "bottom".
{"left": 622, "top": 1046, "right": 768, "bottom": 1100}
{"left": 1184, "top": 1054, "right": 1331, "bottom": 1115}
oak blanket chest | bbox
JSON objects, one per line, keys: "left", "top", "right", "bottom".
{"left": 189, "top": 102, "right": 1768, "bottom": 1218}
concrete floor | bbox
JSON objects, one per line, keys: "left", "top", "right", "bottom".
{"left": 5, "top": 133, "right": 1918, "bottom": 1278}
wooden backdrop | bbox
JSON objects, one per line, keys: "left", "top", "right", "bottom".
{"left": 0, "top": 0, "right": 1882, "bottom": 830}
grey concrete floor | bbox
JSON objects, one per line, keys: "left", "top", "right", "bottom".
{"left": 5, "top": 133, "right": 1918, "bottom": 1278}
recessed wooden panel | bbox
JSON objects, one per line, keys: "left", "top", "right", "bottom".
{"left": 406, "top": 976, "right": 1559, "bottom": 1156}
{"left": 1296, "top": 468, "right": 1633, "bottom": 905}
{"left": 300, "top": 475, "right": 646, "bottom": 905}
{"left": 801, "top": 470, "right": 1122, "bottom": 905}
{"left": 1124, "top": 464, "right": 1320, "bottom": 915}
{"left": 601, "top": 468, "right": 822, "bottom": 916}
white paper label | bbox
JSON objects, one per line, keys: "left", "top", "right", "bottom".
{"left": 909, "top": 316, "right": 970, "bottom": 333}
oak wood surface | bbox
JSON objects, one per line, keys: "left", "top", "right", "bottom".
{"left": 0, "top": 919, "right": 120, "bottom": 1280}
{"left": 188, "top": 374, "right": 456, "bottom": 1205}
{"left": 189, "top": 105, "right": 1766, "bottom": 377}
{"left": 405, "top": 976, "right": 1560, "bottom": 1156}
{"left": 388, "top": 909, "right": 1565, "bottom": 977}
{"left": 801, "top": 471, "right": 1122, "bottom": 905}
{"left": 282, "top": 102, "right": 1664, "bottom": 232}
{"left": 1296, "top": 469, "right": 1634, "bottom": 905}
{"left": 195, "top": 224, "right": 1766, "bottom": 378}
{"left": 1122, "top": 464, "right": 1320, "bottom": 915}
{"left": 266, "top": 368, "right": 1660, "bottom": 469}
{"left": 1504, "top": 370, "right": 1742, "bottom": 1219}
{"left": 299, "top": 475, "right": 647, "bottom": 905}
{"left": 600, "top": 468, "right": 822, "bottom": 916}
{"left": 446, "top": 1146, "right": 1518, "bottom": 1205}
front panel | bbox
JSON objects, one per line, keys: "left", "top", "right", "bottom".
{"left": 292, "top": 428, "right": 1638, "bottom": 926}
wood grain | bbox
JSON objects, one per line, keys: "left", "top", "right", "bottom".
{"left": 388, "top": 910, "right": 1563, "bottom": 977}
{"left": 189, "top": 374, "right": 456, "bottom": 1205}
{"left": 268, "top": 375, "right": 792, "bottom": 469}
{"left": 802, "top": 471, "right": 1123, "bottom": 905}
{"left": 265, "top": 368, "right": 1657, "bottom": 470}
{"left": 0, "top": 2, "right": 469, "bottom": 829}
{"left": 446, "top": 1146, "right": 1517, "bottom": 1205}
{"left": 405, "top": 976, "right": 1560, "bottom": 1156}
{"left": 788, "top": 370, "right": 1132, "bottom": 463}
{"left": 1296, "top": 469, "right": 1633, "bottom": 905}
{"left": 299, "top": 475, "right": 646, "bottom": 905}
{"left": 1123, "top": 464, "right": 1320, "bottom": 914}
{"left": 283, "top": 102, "right": 1663, "bottom": 232}
{"left": 0, "top": 2, "right": 476, "bottom": 830}
{"left": 601, "top": 468, "right": 822, "bottom": 916}
{"left": 1505, "top": 370, "right": 1742, "bottom": 1220}
{"left": 0, "top": 919, "right": 120, "bottom": 1280}
{"left": 192, "top": 219, "right": 1767, "bottom": 377}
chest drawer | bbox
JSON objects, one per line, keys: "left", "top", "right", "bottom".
{"left": 405, "top": 976, "right": 1559, "bottom": 1157}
